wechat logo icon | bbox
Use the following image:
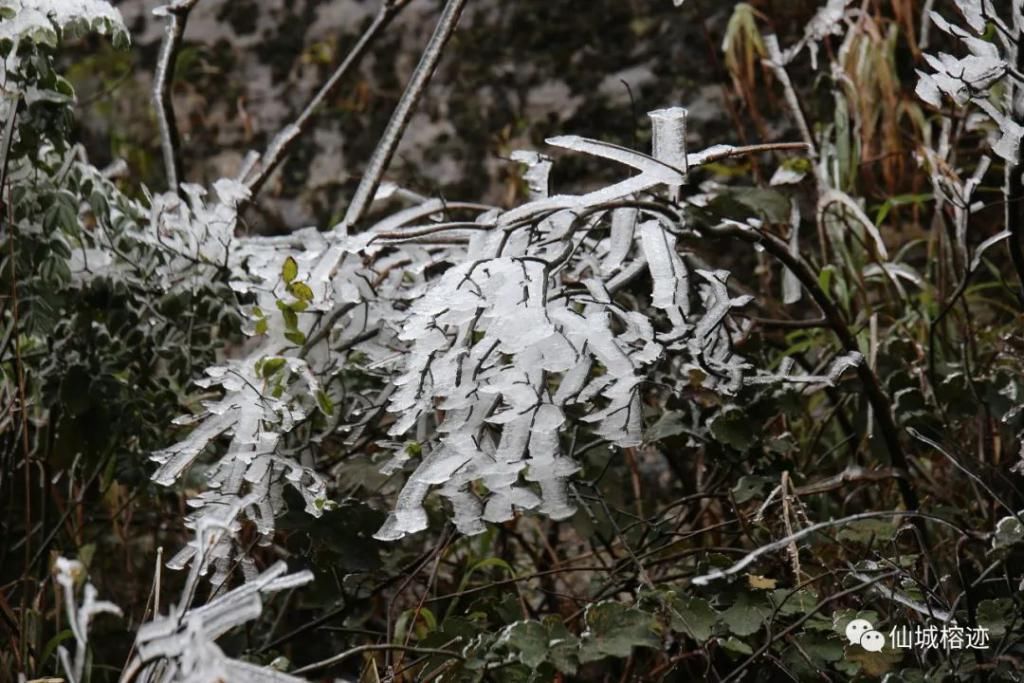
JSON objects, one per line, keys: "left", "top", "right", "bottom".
{"left": 846, "top": 618, "right": 885, "bottom": 652}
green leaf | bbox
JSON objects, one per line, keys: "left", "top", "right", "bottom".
{"left": 709, "top": 406, "right": 758, "bottom": 450}
{"left": 278, "top": 303, "right": 299, "bottom": 331}
{"left": 316, "top": 390, "right": 334, "bottom": 416}
{"left": 284, "top": 330, "right": 306, "bottom": 345}
{"left": 668, "top": 595, "right": 718, "bottom": 642}
{"left": 578, "top": 602, "right": 660, "bottom": 663}
{"left": 720, "top": 636, "right": 753, "bottom": 655}
{"left": 977, "top": 598, "right": 1014, "bottom": 637}
{"left": 731, "top": 475, "right": 770, "bottom": 504}
{"left": 282, "top": 256, "right": 298, "bottom": 283}
{"left": 644, "top": 410, "right": 688, "bottom": 442}
{"left": 845, "top": 645, "right": 904, "bottom": 677}
{"left": 289, "top": 281, "right": 314, "bottom": 302}
{"left": 837, "top": 519, "right": 895, "bottom": 545}
{"left": 260, "top": 357, "right": 287, "bottom": 378}
{"left": 502, "top": 621, "right": 548, "bottom": 669}
{"left": 722, "top": 592, "right": 768, "bottom": 637}
{"left": 771, "top": 588, "right": 818, "bottom": 616}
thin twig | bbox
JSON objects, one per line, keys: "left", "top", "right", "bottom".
{"left": 689, "top": 510, "right": 969, "bottom": 586}
{"left": 243, "top": 0, "right": 414, "bottom": 198}
{"left": 339, "top": 0, "right": 469, "bottom": 233}
{"left": 292, "top": 643, "right": 464, "bottom": 675}
{"left": 152, "top": 0, "right": 201, "bottom": 194}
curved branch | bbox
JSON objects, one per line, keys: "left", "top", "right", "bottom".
{"left": 152, "top": 0, "right": 201, "bottom": 195}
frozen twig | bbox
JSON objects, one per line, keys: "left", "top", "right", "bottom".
{"left": 243, "top": 0, "right": 414, "bottom": 199}
{"left": 152, "top": 0, "right": 202, "bottom": 195}
{"left": 339, "top": 0, "right": 469, "bottom": 233}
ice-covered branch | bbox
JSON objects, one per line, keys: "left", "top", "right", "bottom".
{"left": 242, "top": 0, "right": 414, "bottom": 199}
{"left": 152, "top": 0, "right": 201, "bottom": 194}
{"left": 340, "top": 0, "right": 469, "bottom": 232}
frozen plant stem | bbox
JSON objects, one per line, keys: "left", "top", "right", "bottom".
{"left": 153, "top": 0, "right": 201, "bottom": 195}
{"left": 243, "top": 0, "right": 414, "bottom": 199}
{"left": 340, "top": 0, "right": 469, "bottom": 233}
{"left": 1006, "top": 21, "right": 1024, "bottom": 306}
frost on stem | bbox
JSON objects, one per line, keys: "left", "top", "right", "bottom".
{"left": 55, "top": 557, "right": 123, "bottom": 683}
{"left": 131, "top": 561, "right": 313, "bottom": 683}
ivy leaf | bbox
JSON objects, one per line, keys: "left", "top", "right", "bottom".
{"left": 668, "top": 595, "right": 718, "bottom": 642}
{"left": 722, "top": 592, "right": 768, "bottom": 637}
{"left": 644, "top": 410, "right": 687, "bottom": 442}
{"left": 260, "top": 357, "right": 286, "bottom": 378}
{"left": 578, "top": 602, "right": 660, "bottom": 662}
{"left": 731, "top": 475, "right": 770, "bottom": 504}
{"left": 977, "top": 598, "right": 1014, "bottom": 638}
{"left": 502, "top": 621, "right": 548, "bottom": 669}
{"left": 771, "top": 588, "right": 817, "bottom": 616}
{"left": 709, "top": 406, "right": 758, "bottom": 450}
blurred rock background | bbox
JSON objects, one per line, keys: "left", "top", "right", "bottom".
{"left": 67, "top": 0, "right": 813, "bottom": 232}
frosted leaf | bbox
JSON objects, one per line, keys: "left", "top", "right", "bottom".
{"left": 133, "top": 562, "right": 312, "bottom": 682}
{"left": 55, "top": 556, "right": 122, "bottom": 683}
{"left": 639, "top": 220, "right": 691, "bottom": 329}
{"left": 783, "top": 0, "right": 853, "bottom": 69}
{"left": 547, "top": 135, "right": 686, "bottom": 184}
{"left": 782, "top": 201, "right": 802, "bottom": 304}
{"left": 770, "top": 166, "right": 807, "bottom": 186}
{"left": 510, "top": 150, "right": 553, "bottom": 199}
{"left": 649, "top": 107, "right": 689, "bottom": 176}
{"left": 0, "top": 0, "right": 129, "bottom": 47}
{"left": 819, "top": 189, "right": 889, "bottom": 260}
{"left": 953, "top": 0, "right": 986, "bottom": 32}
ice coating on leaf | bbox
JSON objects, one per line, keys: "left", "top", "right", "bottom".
{"left": 547, "top": 135, "right": 686, "bottom": 184}
{"left": 133, "top": 561, "right": 311, "bottom": 682}
{"left": 639, "top": 220, "right": 691, "bottom": 332}
{"left": 0, "top": 0, "right": 128, "bottom": 47}
{"left": 511, "top": 150, "right": 553, "bottom": 199}
{"left": 116, "top": 101, "right": 846, "bottom": 550}
{"left": 55, "top": 557, "right": 122, "bottom": 683}
{"left": 782, "top": 0, "right": 853, "bottom": 69}
{"left": 649, "top": 107, "right": 689, "bottom": 177}
{"left": 917, "top": 2, "right": 1019, "bottom": 163}
{"left": 819, "top": 189, "right": 889, "bottom": 260}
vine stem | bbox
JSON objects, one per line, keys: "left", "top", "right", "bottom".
{"left": 339, "top": 0, "right": 469, "bottom": 233}
{"left": 152, "top": 0, "right": 201, "bottom": 195}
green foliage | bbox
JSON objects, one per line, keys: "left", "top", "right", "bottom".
{"left": 5, "top": 1, "right": 1024, "bottom": 682}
